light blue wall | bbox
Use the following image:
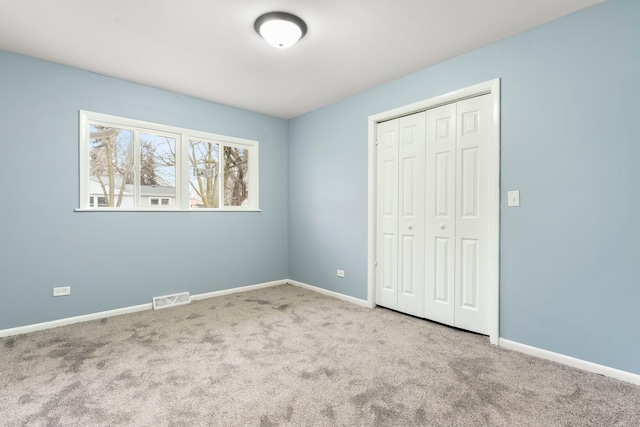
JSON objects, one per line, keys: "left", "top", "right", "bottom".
{"left": 0, "top": 51, "right": 289, "bottom": 330}
{"left": 288, "top": 0, "right": 640, "bottom": 375}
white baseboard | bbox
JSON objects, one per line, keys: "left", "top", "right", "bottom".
{"left": 286, "top": 280, "right": 371, "bottom": 308}
{"left": 0, "top": 303, "right": 153, "bottom": 338}
{"left": 190, "top": 280, "right": 287, "bottom": 301}
{"left": 499, "top": 338, "right": 640, "bottom": 386}
{"left": 0, "top": 280, "right": 287, "bottom": 338}
{"left": 0, "top": 279, "right": 358, "bottom": 338}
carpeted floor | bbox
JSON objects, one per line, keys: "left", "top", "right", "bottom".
{"left": 1, "top": 284, "right": 639, "bottom": 426}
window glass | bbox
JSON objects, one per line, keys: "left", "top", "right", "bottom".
{"left": 89, "top": 126, "right": 134, "bottom": 208}
{"left": 224, "top": 146, "right": 249, "bottom": 206}
{"left": 139, "top": 133, "right": 176, "bottom": 208}
{"left": 189, "top": 140, "right": 220, "bottom": 208}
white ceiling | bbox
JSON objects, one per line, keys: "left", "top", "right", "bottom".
{"left": 0, "top": 0, "right": 604, "bottom": 119}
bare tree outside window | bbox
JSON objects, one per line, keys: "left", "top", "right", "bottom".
{"left": 139, "top": 133, "right": 176, "bottom": 188}
{"left": 224, "top": 146, "right": 249, "bottom": 206}
{"left": 189, "top": 140, "right": 220, "bottom": 208}
{"left": 89, "top": 126, "right": 133, "bottom": 207}
{"left": 139, "top": 133, "right": 176, "bottom": 206}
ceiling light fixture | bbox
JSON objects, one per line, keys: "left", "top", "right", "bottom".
{"left": 254, "top": 12, "right": 307, "bottom": 49}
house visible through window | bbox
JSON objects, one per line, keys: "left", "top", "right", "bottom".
{"left": 150, "top": 198, "right": 171, "bottom": 206}
{"left": 79, "top": 111, "right": 259, "bottom": 211}
{"left": 89, "top": 196, "right": 107, "bottom": 207}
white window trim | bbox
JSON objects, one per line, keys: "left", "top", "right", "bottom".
{"left": 78, "top": 110, "right": 260, "bottom": 212}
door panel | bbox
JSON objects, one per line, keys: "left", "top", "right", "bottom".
{"left": 382, "top": 234, "right": 395, "bottom": 291}
{"left": 401, "top": 235, "right": 415, "bottom": 294}
{"left": 435, "top": 152, "right": 451, "bottom": 217}
{"left": 460, "top": 147, "right": 479, "bottom": 218}
{"left": 425, "top": 103, "right": 456, "bottom": 326}
{"left": 382, "top": 160, "right": 395, "bottom": 216}
{"left": 401, "top": 157, "right": 416, "bottom": 216}
{"left": 454, "top": 95, "right": 491, "bottom": 334}
{"left": 376, "top": 120, "right": 399, "bottom": 309}
{"left": 397, "top": 112, "right": 426, "bottom": 316}
{"left": 459, "top": 238, "right": 479, "bottom": 308}
{"left": 434, "top": 237, "right": 451, "bottom": 303}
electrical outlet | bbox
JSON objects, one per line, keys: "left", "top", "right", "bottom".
{"left": 337, "top": 269, "right": 345, "bottom": 278}
{"left": 53, "top": 286, "right": 71, "bottom": 297}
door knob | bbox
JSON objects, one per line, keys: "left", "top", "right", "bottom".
{"left": 440, "top": 224, "right": 445, "bottom": 230}
{"left": 408, "top": 225, "right": 413, "bottom": 230}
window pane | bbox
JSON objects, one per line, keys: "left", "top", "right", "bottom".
{"left": 89, "top": 125, "right": 134, "bottom": 207}
{"left": 224, "top": 146, "right": 249, "bottom": 206}
{"left": 139, "top": 133, "right": 176, "bottom": 207}
{"left": 189, "top": 140, "right": 219, "bottom": 208}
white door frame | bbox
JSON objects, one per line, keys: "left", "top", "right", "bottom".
{"left": 367, "top": 79, "right": 501, "bottom": 345}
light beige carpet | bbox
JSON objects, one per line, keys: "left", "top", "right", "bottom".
{"left": 1, "top": 284, "right": 639, "bottom": 426}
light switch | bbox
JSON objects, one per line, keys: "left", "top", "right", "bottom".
{"left": 507, "top": 190, "right": 520, "bottom": 207}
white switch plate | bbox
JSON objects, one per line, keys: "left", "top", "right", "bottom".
{"left": 53, "top": 286, "right": 71, "bottom": 296}
{"left": 337, "top": 269, "right": 345, "bottom": 278}
{"left": 507, "top": 190, "right": 520, "bottom": 207}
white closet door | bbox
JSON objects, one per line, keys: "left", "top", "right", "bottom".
{"left": 376, "top": 95, "right": 491, "bottom": 335}
{"left": 376, "top": 119, "right": 399, "bottom": 310}
{"left": 397, "top": 113, "right": 426, "bottom": 316}
{"left": 424, "top": 103, "right": 457, "bottom": 325}
{"left": 454, "top": 95, "right": 491, "bottom": 334}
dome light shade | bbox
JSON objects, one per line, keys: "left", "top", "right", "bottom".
{"left": 255, "top": 12, "right": 307, "bottom": 49}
